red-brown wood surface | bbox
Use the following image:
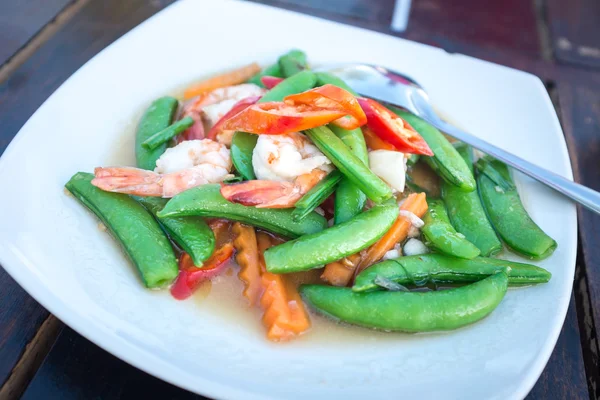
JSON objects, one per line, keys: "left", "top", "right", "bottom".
{"left": 0, "top": 0, "right": 598, "bottom": 399}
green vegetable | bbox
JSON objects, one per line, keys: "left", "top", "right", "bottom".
{"left": 141, "top": 116, "right": 194, "bottom": 150}
{"left": 422, "top": 199, "right": 481, "bottom": 259}
{"left": 292, "top": 170, "right": 342, "bottom": 221}
{"left": 301, "top": 272, "right": 508, "bottom": 332}
{"left": 135, "top": 97, "right": 178, "bottom": 170}
{"left": 353, "top": 254, "right": 551, "bottom": 292}
{"left": 315, "top": 72, "right": 358, "bottom": 95}
{"left": 65, "top": 173, "right": 178, "bottom": 288}
{"left": 265, "top": 202, "right": 398, "bottom": 273}
{"left": 157, "top": 184, "right": 326, "bottom": 238}
{"left": 476, "top": 156, "right": 557, "bottom": 259}
{"left": 134, "top": 196, "right": 215, "bottom": 265}
{"left": 278, "top": 49, "right": 308, "bottom": 77}
{"left": 247, "top": 63, "right": 282, "bottom": 87}
{"left": 329, "top": 125, "right": 369, "bottom": 224}
{"left": 306, "top": 126, "right": 392, "bottom": 203}
{"left": 231, "top": 70, "right": 317, "bottom": 180}
{"left": 407, "top": 154, "right": 420, "bottom": 166}
{"left": 393, "top": 109, "right": 476, "bottom": 192}
{"left": 441, "top": 144, "right": 502, "bottom": 256}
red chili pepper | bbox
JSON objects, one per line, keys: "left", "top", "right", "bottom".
{"left": 284, "top": 84, "right": 367, "bottom": 130}
{"left": 357, "top": 98, "right": 433, "bottom": 156}
{"left": 170, "top": 244, "right": 235, "bottom": 300}
{"left": 260, "top": 75, "right": 284, "bottom": 89}
{"left": 206, "top": 95, "right": 261, "bottom": 140}
{"left": 222, "top": 102, "right": 346, "bottom": 135}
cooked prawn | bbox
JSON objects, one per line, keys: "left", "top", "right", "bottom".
{"left": 221, "top": 132, "right": 333, "bottom": 208}
{"left": 92, "top": 139, "right": 232, "bottom": 197}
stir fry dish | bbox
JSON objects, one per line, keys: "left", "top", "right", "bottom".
{"left": 65, "top": 50, "right": 556, "bottom": 341}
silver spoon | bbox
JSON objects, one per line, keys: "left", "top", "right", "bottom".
{"left": 316, "top": 63, "right": 600, "bottom": 214}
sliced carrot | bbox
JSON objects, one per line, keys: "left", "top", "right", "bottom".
{"left": 362, "top": 126, "right": 397, "bottom": 151}
{"left": 183, "top": 63, "right": 262, "bottom": 100}
{"left": 257, "top": 232, "right": 311, "bottom": 341}
{"left": 355, "top": 193, "right": 428, "bottom": 276}
{"left": 320, "top": 254, "right": 360, "bottom": 287}
{"left": 232, "top": 222, "right": 262, "bottom": 306}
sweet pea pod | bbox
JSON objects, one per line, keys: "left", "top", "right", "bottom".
{"left": 315, "top": 72, "right": 358, "bottom": 95}
{"left": 265, "top": 202, "right": 398, "bottom": 273}
{"left": 441, "top": 144, "right": 502, "bottom": 256}
{"left": 422, "top": 199, "right": 481, "bottom": 259}
{"left": 134, "top": 196, "right": 215, "bottom": 265}
{"left": 136, "top": 96, "right": 178, "bottom": 170}
{"left": 141, "top": 116, "right": 194, "bottom": 150}
{"left": 157, "top": 184, "right": 327, "bottom": 238}
{"left": 65, "top": 172, "right": 178, "bottom": 288}
{"left": 301, "top": 272, "right": 508, "bottom": 332}
{"left": 231, "top": 70, "right": 317, "bottom": 180}
{"left": 393, "top": 109, "right": 476, "bottom": 192}
{"left": 246, "top": 63, "right": 283, "bottom": 87}
{"left": 476, "top": 156, "right": 557, "bottom": 259}
{"left": 278, "top": 49, "right": 308, "bottom": 77}
{"left": 292, "top": 170, "right": 343, "bottom": 221}
{"left": 306, "top": 126, "right": 392, "bottom": 203}
{"left": 353, "top": 254, "right": 551, "bottom": 292}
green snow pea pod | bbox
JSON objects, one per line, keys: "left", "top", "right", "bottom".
{"left": 306, "top": 126, "right": 392, "bottom": 203}
{"left": 392, "top": 109, "right": 476, "bottom": 192}
{"left": 246, "top": 63, "right": 282, "bottom": 87}
{"left": 157, "top": 184, "right": 326, "bottom": 238}
{"left": 278, "top": 49, "right": 308, "bottom": 77}
{"left": 441, "top": 144, "right": 502, "bottom": 256}
{"left": 141, "top": 116, "right": 194, "bottom": 150}
{"left": 133, "top": 196, "right": 215, "bottom": 265}
{"left": 136, "top": 96, "right": 178, "bottom": 170}
{"left": 422, "top": 199, "right": 481, "bottom": 259}
{"left": 301, "top": 272, "right": 508, "bottom": 332}
{"left": 65, "top": 173, "right": 178, "bottom": 288}
{"left": 265, "top": 202, "right": 398, "bottom": 274}
{"left": 476, "top": 156, "right": 557, "bottom": 259}
{"left": 292, "top": 170, "right": 343, "bottom": 222}
{"left": 231, "top": 70, "right": 317, "bottom": 180}
{"left": 315, "top": 72, "right": 358, "bottom": 95}
{"left": 353, "top": 254, "right": 551, "bottom": 292}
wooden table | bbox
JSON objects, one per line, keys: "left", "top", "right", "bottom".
{"left": 0, "top": 0, "right": 598, "bottom": 398}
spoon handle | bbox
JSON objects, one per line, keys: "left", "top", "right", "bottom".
{"left": 428, "top": 118, "right": 600, "bottom": 214}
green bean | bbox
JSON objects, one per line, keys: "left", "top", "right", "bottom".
{"left": 133, "top": 196, "right": 215, "bottom": 265}
{"left": 141, "top": 116, "right": 194, "bottom": 150}
{"left": 65, "top": 173, "right": 178, "bottom": 288}
{"left": 329, "top": 125, "right": 369, "bottom": 224}
{"left": 301, "top": 272, "right": 508, "bottom": 332}
{"left": 422, "top": 199, "right": 481, "bottom": 259}
{"left": 306, "top": 126, "right": 392, "bottom": 203}
{"left": 231, "top": 71, "right": 317, "bottom": 180}
{"left": 265, "top": 202, "right": 398, "bottom": 274}
{"left": 136, "top": 97, "right": 178, "bottom": 171}
{"left": 393, "top": 109, "right": 476, "bottom": 192}
{"left": 247, "top": 63, "right": 282, "bottom": 87}
{"left": 353, "top": 254, "right": 551, "bottom": 292}
{"left": 292, "top": 170, "right": 342, "bottom": 222}
{"left": 278, "top": 49, "right": 308, "bottom": 77}
{"left": 315, "top": 72, "right": 358, "bottom": 95}
{"left": 441, "top": 144, "right": 502, "bottom": 256}
{"left": 157, "top": 184, "right": 326, "bottom": 238}
{"left": 476, "top": 156, "right": 557, "bottom": 259}
{"left": 407, "top": 154, "right": 420, "bottom": 166}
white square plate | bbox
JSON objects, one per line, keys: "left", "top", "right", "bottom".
{"left": 0, "top": 0, "right": 576, "bottom": 399}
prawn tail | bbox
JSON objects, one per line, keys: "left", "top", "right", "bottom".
{"left": 220, "top": 180, "right": 301, "bottom": 208}
{"left": 91, "top": 167, "right": 164, "bottom": 197}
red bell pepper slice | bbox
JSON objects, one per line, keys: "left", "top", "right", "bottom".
{"left": 170, "top": 244, "right": 235, "bottom": 300}
{"left": 206, "top": 95, "right": 261, "bottom": 140}
{"left": 357, "top": 98, "right": 433, "bottom": 156}
{"left": 222, "top": 102, "right": 346, "bottom": 135}
{"left": 260, "top": 75, "right": 284, "bottom": 89}
{"left": 284, "top": 84, "right": 367, "bottom": 130}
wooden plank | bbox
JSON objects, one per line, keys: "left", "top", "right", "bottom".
{"left": 546, "top": 0, "right": 600, "bottom": 68}
{"left": 21, "top": 327, "right": 204, "bottom": 400}
{"left": 557, "top": 80, "right": 600, "bottom": 400}
{"left": 0, "top": 0, "right": 72, "bottom": 67}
